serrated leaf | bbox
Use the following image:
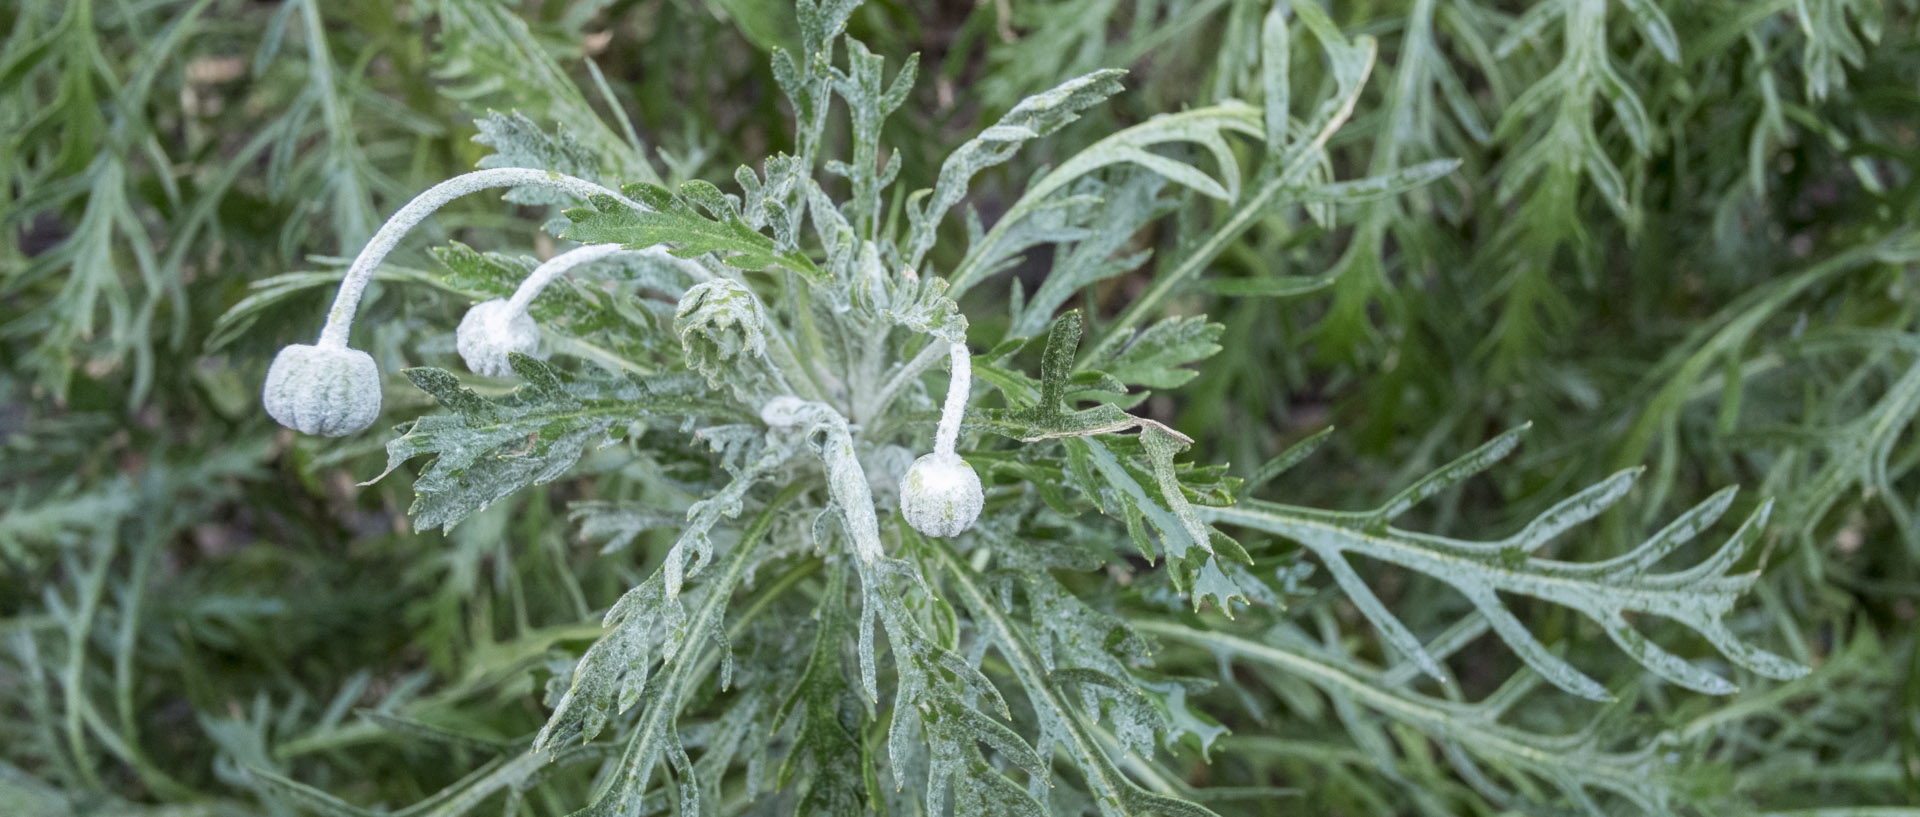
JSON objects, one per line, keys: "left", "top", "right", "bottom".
{"left": 907, "top": 69, "right": 1129, "bottom": 267}
{"left": 1203, "top": 432, "right": 1808, "bottom": 699}
{"left": 375, "top": 358, "right": 730, "bottom": 531}
{"left": 563, "top": 186, "right": 820, "bottom": 279}
{"left": 557, "top": 487, "right": 796, "bottom": 817}
{"left": 979, "top": 311, "right": 1190, "bottom": 443}
{"left": 1140, "top": 621, "right": 1685, "bottom": 814}
{"left": 934, "top": 541, "right": 1222, "bottom": 817}
{"left": 1093, "top": 316, "right": 1224, "bottom": 390}
{"left": 473, "top": 112, "right": 603, "bottom": 206}
{"left": 1295, "top": 159, "right": 1462, "bottom": 205}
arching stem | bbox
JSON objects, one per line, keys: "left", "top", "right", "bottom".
{"left": 501, "top": 244, "right": 715, "bottom": 317}
{"left": 316, "top": 168, "right": 642, "bottom": 349}
{"left": 503, "top": 244, "right": 625, "bottom": 315}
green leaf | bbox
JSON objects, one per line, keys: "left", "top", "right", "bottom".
{"left": 376, "top": 358, "right": 733, "bottom": 531}
{"left": 472, "top": 112, "right": 603, "bottom": 206}
{"left": 561, "top": 486, "right": 798, "bottom": 817}
{"left": 563, "top": 184, "right": 820, "bottom": 279}
{"left": 1139, "top": 621, "right": 1686, "bottom": 814}
{"left": 1008, "top": 174, "right": 1174, "bottom": 338}
{"left": 1294, "top": 159, "right": 1462, "bottom": 205}
{"left": 1092, "top": 316, "right": 1225, "bottom": 390}
{"left": 433, "top": 2, "right": 658, "bottom": 184}
{"left": 979, "top": 311, "right": 1185, "bottom": 443}
{"left": 1203, "top": 431, "right": 1808, "bottom": 700}
{"left": 1618, "top": 0, "right": 1681, "bottom": 63}
{"left": 240, "top": 765, "right": 379, "bottom": 817}
{"left": 1261, "top": 2, "right": 1290, "bottom": 163}
{"left": 934, "top": 540, "right": 1222, "bottom": 817}
{"left": 774, "top": 562, "right": 873, "bottom": 815}
{"left": 1241, "top": 427, "right": 1333, "bottom": 499}
{"left": 906, "top": 69, "right": 1129, "bottom": 267}
{"left": 948, "top": 104, "right": 1262, "bottom": 298}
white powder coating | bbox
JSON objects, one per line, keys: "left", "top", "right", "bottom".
{"left": 898, "top": 340, "right": 982, "bottom": 537}
{"left": 900, "top": 452, "right": 983, "bottom": 538}
{"left": 267, "top": 169, "right": 644, "bottom": 435}
{"left": 505, "top": 244, "right": 625, "bottom": 314}
{"left": 933, "top": 340, "right": 970, "bottom": 457}
{"left": 262, "top": 344, "right": 382, "bottom": 437}
{"left": 456, "top": 244, "right": 710, "bottom": 380}
{"left": 315, "top": 169, "right": 643, "bottom": 350}
{"left": 455, "top": 299, "right": 544, "bottom": 378}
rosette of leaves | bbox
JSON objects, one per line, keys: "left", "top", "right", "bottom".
{"left": 241, "top": 2, "right": 1813, "bottom": 816}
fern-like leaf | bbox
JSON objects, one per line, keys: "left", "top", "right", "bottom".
{"left": 1208, "top": 428, "right": 1807, "bottom": 700}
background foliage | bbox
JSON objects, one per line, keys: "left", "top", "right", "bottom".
{"left": 3, "top": 0, "right": 1918, "bottom": 815}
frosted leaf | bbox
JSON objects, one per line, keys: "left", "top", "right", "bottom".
{"left": 454, "top": 299, "right": 543, "bottom": 378}
{"left": 674, "top": 279, "right": 769, "bottom": 387}
{"left": 262, "top": 343, "right": 382, "bottom": 437}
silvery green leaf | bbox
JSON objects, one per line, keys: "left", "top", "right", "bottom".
{"left": 1294, "top": 159, "right": 1464, "bottom": 205}
{"left": 435, "top": 4, "right": 658, "bottom": 185}
{"left": 1092, "top": 315, "right": 1225, "bottom": 390}
{"left": 949, "top": 103, "right": 1261, "bottom": 297}
{"left": 905, "top": 69, "right": 1128, "bottom": 267}
{"left": 935, "top": 542, "right": 1223, "bottom": 817}
{"left": 1140, "top": 620, "right": 1687, "bottom": 814}
{"left": 1202, "top": 431, "right": 1808, "bottom": 700}
{"left": 1011, "top": 174, "right": 1173, "bottom": 337}
{"left": 472, "top": 111, "right": 601, "bottom": 206}
{"left": 375, "top": 358, "right": 731, "bottom": 532}
{"left": 563, "top": 185, "right": 821, "bottom": 279}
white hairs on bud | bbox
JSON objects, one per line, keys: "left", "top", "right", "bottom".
{"left": 315, "top": 169, "right": 643, "bottom": 351}
{"left": 262, "top": 344, "right": 382, "bottom": 436}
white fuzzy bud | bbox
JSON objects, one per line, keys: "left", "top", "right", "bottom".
{"left": 262, "top": 344, "right": 382, "bottom": 436}
{"left": 455, "top": 298, "right": 543, "bottom": 378}
{"left": 900, "top": 452, "right": 983, "bottom": 538}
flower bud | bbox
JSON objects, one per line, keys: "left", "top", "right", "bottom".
{"left": 262, "top": 344, "right": 382, "bottom": 436}
{"left": 456, "top": 298, "right": 542, "bottom": 378}
{"left": 900, "top": 452, "right": 984, "bottom": 538}
{"left": 675, "top": 279, "right": 768, "bottom": 386}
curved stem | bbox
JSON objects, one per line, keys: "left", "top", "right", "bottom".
{"left": 316, "top": 168, "right": 642, "bottom": 349}
{"left": 933, "top": 340, "right": 970, "bottom": 457}
{"left": 503, "top": 244, "right": 717, "bottom": 316}
{"left": 503, "top": 243, "right": 625, "bottom": 314}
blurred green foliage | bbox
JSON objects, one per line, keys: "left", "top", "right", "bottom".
{"left": 3, "top": 0, "right": 1917, "bottom": 815}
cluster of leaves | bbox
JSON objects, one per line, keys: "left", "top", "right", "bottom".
{"left": 5, "top": 2, "right": 1918, "bottom": 817}
{"left": 942, "top": 0, "right": 1920, "bottom": 812}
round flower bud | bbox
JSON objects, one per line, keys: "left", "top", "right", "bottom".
{"left": 455, "top": 299, "right": 543, "bottom": 378}
{"left": 899, "top": 453, "right": 984, "bottom": 538}
{"left": 262, "top": 344, "right": 381, "bottom": 437}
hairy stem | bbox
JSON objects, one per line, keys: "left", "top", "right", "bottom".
{"left": 934, "top": 340, "right": 971, "bottom": 457}
{"left": 503, "top": 244, "right": 624, "bottom": 314}
{"left": 316, "top": 169, "right": 642, "bottom": 349}
{"left": 504, "top": 244, "right": 715, "bottom": 316}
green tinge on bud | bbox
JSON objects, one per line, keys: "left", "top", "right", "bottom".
{"left": 674, "top": 279, "right": 768, "bottom": 386}
{"left": 900, "top": 452, "right": 984, "bottom": 538}
{"left": 456, "top": 299, "right": 543, "bottom": 378}
{"left": 262, "top": 344, "right": 382, "bottom": 437}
